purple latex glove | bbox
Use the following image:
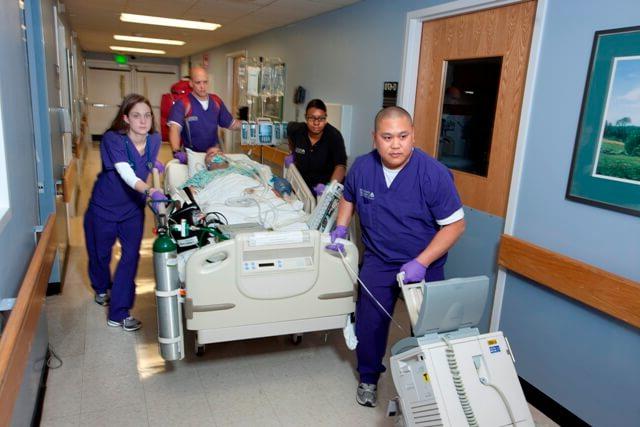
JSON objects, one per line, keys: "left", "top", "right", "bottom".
{"left": 154, "top": 160, "right": 165, "bottom": 174}
{"left": 173, "top": 151, "right": 187, "bottom": 164}
{"left": 150, "top": 189, "right": 165, "bottom": 213}
{"left": 399, "top": 259, "right": 427, "bottom": 284}
{"left": 330, "top": 225, "right": 348, "bottom": 243}
{"left": 313, "top": 183, "right": 326, "bottom": 196}
{"left": 326, "top": 225, "right": 348, "bottom": 253}
{"left": 284, "top": 154, "right": 294, "bottom": 167}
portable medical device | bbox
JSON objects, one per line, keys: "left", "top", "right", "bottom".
{"left": 240, "top": 121, "right": 249, "bottom": 145}
{"left": 241, "top": 119, "right": 276, "bottom": 145}
{"left": 257, "top": 118, "right": 275, "bottom": 145}
{"left": 307, "top": 180, "right": 343, "bottom": 232}
{"left": 389, "top": 276, "right": 533, "bottom": 427}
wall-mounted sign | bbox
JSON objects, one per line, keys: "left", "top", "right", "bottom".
{"left": 383, "top": 81, "right": 398, "bottom": 107}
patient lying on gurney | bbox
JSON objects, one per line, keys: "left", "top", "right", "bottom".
{"left": 178, "top": 147, "right": 306, "bottom": 230}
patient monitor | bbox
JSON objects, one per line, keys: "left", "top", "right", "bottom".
{"left": 389, "top": 276, "right": 534, "bottom": 427}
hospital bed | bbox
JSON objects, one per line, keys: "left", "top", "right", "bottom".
{"left": 156, "top": 154, "right": 358, "bottom": 358}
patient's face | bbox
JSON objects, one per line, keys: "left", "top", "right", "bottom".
{"left": 205, "top": 146, "right": 228, "bottom": 171}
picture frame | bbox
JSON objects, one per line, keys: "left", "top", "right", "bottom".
{"left": 566, "top": 26, "right": 640, "bottom": 217}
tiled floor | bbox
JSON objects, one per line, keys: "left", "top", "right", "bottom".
{"left": 41, "top": 142, "right": 558, "bottom": 426}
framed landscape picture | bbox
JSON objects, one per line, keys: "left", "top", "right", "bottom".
{"left": 567, "top": 26, "right": 640, "bottom": 216}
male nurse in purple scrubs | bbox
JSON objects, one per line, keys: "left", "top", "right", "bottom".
{"left": 330, "top": 106, "right": 466, "bottom": 407}
{"left": 167, "top": 66, "right": 240, "bottom": 162}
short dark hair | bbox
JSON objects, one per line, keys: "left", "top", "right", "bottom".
{"left": 305, "top": 99, "right": 327, "bottom": 113}
{"left": 374, "top": 106, "right": 413, "bottom": 132}
{"left": 109, "top": 93, "right": 157, "bottom": 134}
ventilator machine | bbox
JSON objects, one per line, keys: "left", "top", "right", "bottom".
{"left": 388, "top": 275, "right": 533, "bottom": 427}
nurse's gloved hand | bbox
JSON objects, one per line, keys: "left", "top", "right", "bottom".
{"left": 284, "top": 154, "right": 294, "bottom": 167}
{"left": 150, "top": 189, "right": 165, "bottom": 213}
{"left": 154, "top": 160, "right": 165, "bottom": 174}
{"left": 313, "top": 183, "right": 326, "bottom": 196}
{"left": 330, "top": 225, "right": 348, "bottom": 243}
{"left": 400, "top": 259, "right": 427, "bottom": 284}
{"left": 326, "top": 225, "right": 348, "bottom": 254}
{"left": 173, "top": 151, "right": 187, "bottom": 164}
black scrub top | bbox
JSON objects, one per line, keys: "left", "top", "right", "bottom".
{"left": 287, "top": 122, "right": 347, "bottom": 189}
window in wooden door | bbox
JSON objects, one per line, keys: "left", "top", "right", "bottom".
{"left": 438, "top": 57, "right": 502, "bottom": 177}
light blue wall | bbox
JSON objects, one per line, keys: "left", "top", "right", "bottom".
{"left": 0, "top": 0, "right": 39, "bottom": 299}
{"left": 0, "top": 0, "right": 48, "bottom": 424}
{"left": 189, "top": 0, "right": 449, "bottom": 158}
{"left": 500, "top": 1, "right": 640, "bottom": 425}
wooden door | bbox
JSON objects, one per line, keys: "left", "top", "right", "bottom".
{"left": 413, "top": 1, "right": 536, "bottom": 217}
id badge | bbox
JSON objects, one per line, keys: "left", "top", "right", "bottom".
{"left": 186, "top": 116, "right": 199, "bottom": 122}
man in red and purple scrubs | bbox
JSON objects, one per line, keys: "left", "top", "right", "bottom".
{"left": 168, "top": 66, "right": 240, "bottom": 161}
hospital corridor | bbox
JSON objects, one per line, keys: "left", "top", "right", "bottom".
{"left": 1, "top": 0, "right": 639, "bottom": 426}
{"left": 42, "top": 145, "right": 554, "bottom": 426}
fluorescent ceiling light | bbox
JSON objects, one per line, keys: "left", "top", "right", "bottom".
{"left": 120, "top": 13, "right": 220, "bottom": 31}
{"left": 114, "top": 35, "right": 185, "bottom": 46}
{"left": 110, "top": 46, "right": 166, "bottom": 55}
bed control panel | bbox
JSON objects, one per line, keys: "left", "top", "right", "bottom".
{"left": 236, "top": 230, "right": 319, "bottom": 299}
{"left": 242, "top": 256, "right": 312, "bottom": 272}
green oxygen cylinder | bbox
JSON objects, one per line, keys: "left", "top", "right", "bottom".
{"left": 153, "top": 232, "right": 183, "bottom": 361}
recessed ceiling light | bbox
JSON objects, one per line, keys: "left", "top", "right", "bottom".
{"left": 110, "top": 46, "right": 166, "bottom": 55}
{"left": 114, "top": 35, "right": 185, "bottom": 46}
{"left": 120, "top": 13, "right": 220, "bottom": 31}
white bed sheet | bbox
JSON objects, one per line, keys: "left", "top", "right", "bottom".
{"left": 193, "top": 172, "right": 307, "bottom": 230}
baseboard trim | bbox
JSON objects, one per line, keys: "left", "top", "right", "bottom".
{"left": 46, "top": 282, "right": 61, "bottom": 296}
{"left": 30, "top": 349, "right": 50, "bottom": 427}
{"left": 519, "top": 376, "right": 588, "bottom": 426}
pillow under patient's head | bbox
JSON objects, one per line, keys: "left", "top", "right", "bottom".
{"left": 186, "top": 148, "right": 207, "bottom": 178}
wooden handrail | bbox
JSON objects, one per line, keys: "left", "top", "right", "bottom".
{"left": 0, "top": 214, "right": 56, "bottom": 426}
{"left": 498, "top": 234, "right": 640, "bottom": 329}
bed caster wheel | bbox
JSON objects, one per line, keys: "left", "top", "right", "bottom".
{"left": 290, "top": 334, "right": 303, "bottom": 345}
{"left": 195, "top": 344, "right": 205, "bottom": 357}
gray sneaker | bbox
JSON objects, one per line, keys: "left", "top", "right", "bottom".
{"left": 107, "top": 316, "right": 142, "bottom": 332}
{"left": 356, "top": 383, "right": 377, "bottom": 407}
{"left": 94, "top": 293, "right": 110, "bottom": 306}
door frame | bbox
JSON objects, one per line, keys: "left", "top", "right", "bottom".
{"left": 398, "top": 0, "right": 549, "bottom": 331}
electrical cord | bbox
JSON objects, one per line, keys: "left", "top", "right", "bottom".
{"left": 47, "top": 344, "right": 63, "bottom": 369}
{"left": 479, "top": 377, "right": 517, "bottom": 426}
{"left": 205, "top": 211, "right": 228, "bottom": 225}
{"left": 441, "top": 335, "right": 479, "bottom": 427}
{"left": 336, "top": 245, "right": 405, "bottom": 332}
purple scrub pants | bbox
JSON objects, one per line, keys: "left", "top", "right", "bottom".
{"left": 84, "top": 207, "right": 144, "bottom": 322}
{"left": 356, "top": 253, "right": 444, "bottom": 385}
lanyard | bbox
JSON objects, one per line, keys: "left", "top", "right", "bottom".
{"left": 124, "top": 135, "right": 153, "bottom": 171}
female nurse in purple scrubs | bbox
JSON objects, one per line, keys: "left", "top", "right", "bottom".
{"left": 330, "top": 106, "right": 466, "bottom": 407}
{"left": 84, "top": 93, "right": 164, "bottom": 332}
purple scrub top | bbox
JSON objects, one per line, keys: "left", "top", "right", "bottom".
{"left": 89, "top": 130, "right": 161, "bottom": 221}
{"left": 167, "top": 93, "right": 234, "bottom": 152}
{"left": 343, "top": 148, "right": 462, "bottom": 267}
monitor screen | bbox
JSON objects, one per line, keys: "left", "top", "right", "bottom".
{"left": 413, "top": 276, "right": 489, "bottom": 336}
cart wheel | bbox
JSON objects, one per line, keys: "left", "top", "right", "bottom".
{"left": 291, "top": 334, "right": 303, "bottom": 345}
{"left": 195, "top": 344, "right": 205, "bottom": 357}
